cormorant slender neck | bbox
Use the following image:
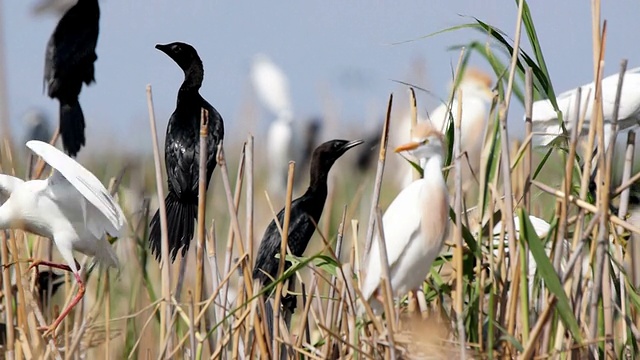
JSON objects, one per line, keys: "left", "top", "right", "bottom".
{"left": 180, "top": 60, "right": 204, "bottom": 93}
{"left": 307, "top": 157, "right": 331, "bottom": 194}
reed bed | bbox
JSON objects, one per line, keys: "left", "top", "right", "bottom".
{"left": 1, "top": 0, "right": 640, "bottom": 358}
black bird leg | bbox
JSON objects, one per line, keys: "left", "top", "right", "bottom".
{"left": 282, "top": 278, "right": 297, "bottom": 313}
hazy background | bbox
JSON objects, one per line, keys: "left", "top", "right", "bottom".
{"left": 2, "top": 1, "right": 639, "bottom": 155}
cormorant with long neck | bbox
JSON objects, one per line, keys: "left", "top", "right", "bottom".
{"left": 149, "top": 42, "right": 224, "bottom": 261}
{"left": 43, "top": 0, "right": 100, "bottom": 157}
{"left": 253, "top": 139, "right": 363, "bottom": 290}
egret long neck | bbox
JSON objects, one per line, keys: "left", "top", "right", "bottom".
{"left": 422, "top": 154, "right": 444, "bottom": 183}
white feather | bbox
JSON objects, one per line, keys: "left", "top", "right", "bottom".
{"left": 0, "top": 141, "right": 126, "bottom": 271}
{"left": 531, "top": 67, "right": 640, "bottom": 147}
{"left": 250, "top": 53, "right": 293, "bottom": 118}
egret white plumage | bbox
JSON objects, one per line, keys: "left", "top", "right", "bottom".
{"left": 531, "top": 67, "right": 640, "bottom": 150}
{"left": 429, "top": 68, "right": 494, "bottom": 185}
{"left": 361, "top": 122, "right": 450, "bottom": 313}
{"left": 250, "top": 54, "right": 302, "bottom": 198}
{"left": 0, "top": 140, "right": 125, "bottom": 336}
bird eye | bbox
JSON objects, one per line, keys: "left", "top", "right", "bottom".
{"left": 421, "top": 139, "right": 429, "bottom": 145}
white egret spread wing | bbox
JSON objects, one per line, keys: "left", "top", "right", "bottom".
{"left": 250, "top": 54, "right": 293, "bottom": 117}
{"left": 0, "top": 175, "right": 25, "bottom": 200}
{"left": 26, "top": 141, "right": 126, "bottom": 234}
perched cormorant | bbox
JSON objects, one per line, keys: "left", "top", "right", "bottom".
{"left": 149, "top": 42, "right": 224, "bottom": 261}
{"left": 253, "top": 139, "right": 363, "bottom": 291}
{"left": 43, "top": 0, "right": 100, "bottom": 157}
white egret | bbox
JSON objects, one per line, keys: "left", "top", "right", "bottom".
{"left": 361, "top": 122, "right": 450, "bottom": 313}
{"left": 250, "top": 54, "right": 299, "bottom": 199}
{"left": 0, "top": 140, "right": 125, "bottom": 336}
{"left": 531, "top": 67, "right": 640, "bottom": 149}
{"left": 429, "top": 68, "right": 494, "bottom": 186}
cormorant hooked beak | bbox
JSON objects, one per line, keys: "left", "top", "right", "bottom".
{"left": 342, "top": 139, "right": 364, "bottom": 151}
{"left": 155, "top": 43, "right": 170, "bottom": 54}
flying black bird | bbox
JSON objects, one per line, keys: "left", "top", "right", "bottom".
{"left": 253, "top": 139, "right": 363, "bottom": 291}
{"left": 149, "top": 42, "right": 224, "bottom": 262}
{"left": 43, "top": 0, "right": 100, "bottom": 157}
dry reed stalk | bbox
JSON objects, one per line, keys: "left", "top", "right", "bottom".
{"left": 294, "top": 277, "right": 317, "bottom": 349}
{"left": 600, "top": 59, "right": 627, "bottom": 357}
{"left": 105, "top": 271, "right": 111, "bottom": 360}
{"left": 587, "top": 24, "right": 608, "bottom": 351}
{"left": 523, "top": 67, "right": 533, "bottom": 211}
{"left": 245, "top": 135, "right": 254, "bottom": 268}
{"left": 452, "top": 49, "right": 466, "bottom": 358}
{"left": 1, "top": 231, "right": 15, "bottom": 359}
{"left": 362, "top": 94, "right": 393, "bottom": 267}
{"left": 195, "top": 108, "right": 210, "bottom": 335}
{"left": 409, "top": 88, "right": 420, "bottom": 181}
{"left": 220, "top": 142, "right": 246, "bottom": 347}
{"left": 323, "top": 205, "right": 347, "bottom": 355}
{"left": 374, "top": 208, "right": 397, "bottom": 355}
{"left": 215, "top": 145, "right": 269, "bottom": 357}
{"left": 145, "top": 84, "right": 172, "bottom": 350}
{"left": 531, "top": 181, "right": 640, "bottom": 235}
{"left": 272, "top": 161, "right": 295, "bottom": 360}
{"left": 551, "top": 83, "right": 592, "bottom": 353}
{"left": 499, "top": 0, "right": 524, "bottom": 288}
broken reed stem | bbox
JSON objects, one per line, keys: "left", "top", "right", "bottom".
{"left": 272, "top": 161, "right": 295, "bottom": 360}
{"left": 362, "top": 94, "right": 393, "bottom": 271}
{"left": 145, "top": 84, "right": 172, "bottom": 347}
{"left": 246, "top": 135, "right": 254, "bottom": 268}
{"left": 194, "top": 108, "right": 209, "bottom": 334}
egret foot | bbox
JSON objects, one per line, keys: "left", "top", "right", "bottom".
{"left": 39, "top": 272, "right": 85, "bottom": 338}
{"left": 27, "top": 259, "right": 80, "bottom": 277}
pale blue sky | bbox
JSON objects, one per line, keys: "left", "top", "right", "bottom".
{"left": 2, "top": 1, "right": 639, "bottom": 154}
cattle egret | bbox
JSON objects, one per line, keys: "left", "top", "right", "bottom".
{"left": 429, "top": 68, "right": 494, "bottom": 184}
{"left": 361, "top": 122, "right": 450, "bottom": 313}
{"left": 531, "top": 67, "right": 640, "bottom": 149}
{"left": 0, "top": 140, "right": 125, "bottom": 336}
{"left": 250, "top": 54, "right": 310, "bottom": 199}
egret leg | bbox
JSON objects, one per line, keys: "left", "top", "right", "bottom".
{"left": 39, "top": 272, "right": 85, "bottom": 337}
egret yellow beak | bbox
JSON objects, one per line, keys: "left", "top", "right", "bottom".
{"left": 395, "top": 141, "right": 420, "bottom": 153}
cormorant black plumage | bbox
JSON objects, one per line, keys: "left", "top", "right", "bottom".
{"left": 149, "top": 42, "right": 224, "bottom": 261}
{"left": 43, "top": 0, "right": 99, "bottom": 157}
{"left": 253, "top": 139, "right": 363, "bottom": 287}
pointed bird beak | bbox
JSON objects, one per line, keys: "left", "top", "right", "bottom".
{"left": 343, "top": 139, "right": 364, "bottom": 151}
{"left": 395, "top": 141, "right": 420, "bottom": 153}
{"left": 155, "top": 44, "right": 169, "bottom": 53}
